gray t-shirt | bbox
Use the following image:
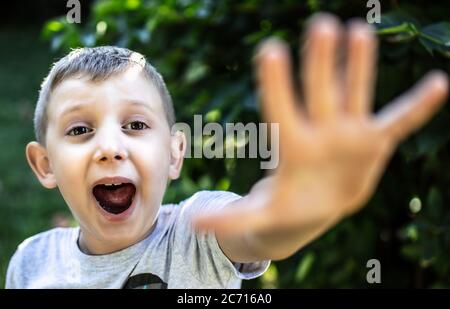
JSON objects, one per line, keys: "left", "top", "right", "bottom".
{"left": 6, "top": 190, "right": 270, "bottom": 289}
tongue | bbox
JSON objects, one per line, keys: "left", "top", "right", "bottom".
{"left": 93, "top": 183, "right": 136, "bottom": 214}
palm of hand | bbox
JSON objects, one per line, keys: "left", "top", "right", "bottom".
{"left": 196, "top": 14, "right": 448, "bottom": 236}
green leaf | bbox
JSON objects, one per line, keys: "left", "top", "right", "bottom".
{"left": 260, "top": 263, "right": 278, "bottom": 289}
{"left": 205, "top": 109, "right": 221, "bottom": 122}
{"left": 215, "top": 178, "right": 230, "bottom": 191}
{"left": 376, "top": 11, "right": 420, "bottom": 42}
{"left": 42, "top": 19, "right": 65, "bottom": 40}
{"left": 307, "top": 0, "right": 321, "bottom": 12}
{"left": 125, "top": 0, "right": 141, "bottom": 11}
{"left": 377, "top": 11, "right": 420, "bottom": 30}
{"left": 418, "top": 22, "right": 450, "bottom": 57}
{"left": 295, "top": 252, "right": 315, "bottom": 283}
{"left": 184, "top": 61, "right": 209, "bottom": 84}
{"left": 93, "top": 0, "right": 124, "bottom": 18}
{"left": 401, "top": 244, "right": 421, "bottom": 261}
{"left": 45, "top": 20, "right": 64, "bottom": 32}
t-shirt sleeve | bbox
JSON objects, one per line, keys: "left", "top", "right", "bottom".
{"left": 5, "top": 251, "right": 20, "bottom": 289}
{"left": 172, "top": 190, "right": 270, "bottom": 287}
{"left": 5, "top": 240, "right": 28, "bottom": 289}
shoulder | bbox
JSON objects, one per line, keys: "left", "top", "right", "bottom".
{"left": 179, "top": 190, "right": 242, "bottom": 213}
{"left": 190, "top": 190, "right": 242, "bottom": 202}
{"left": 160, "top": 190, "right": 241, "bottom": 222}
{"left": 159, "top": 190, "right": 268, "bottom": 286}
{"left": 14, "top": 227, "right": 76, "bottom": 256}
{"left": 6, "top": 227, "right": 77, "bottom": 288}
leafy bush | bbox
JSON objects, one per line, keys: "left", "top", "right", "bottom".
{"left": 42, "top": 0, "right": 450, "bottom": 288}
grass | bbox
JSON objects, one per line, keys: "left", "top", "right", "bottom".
{"left": 0, "top": 26, "right": 71, "bottom": 288}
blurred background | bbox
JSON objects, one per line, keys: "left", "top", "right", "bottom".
{"left": 0, "top": 0, "right": 449, "bottom": 288}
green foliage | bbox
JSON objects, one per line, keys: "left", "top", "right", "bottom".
{"left": 0, "top": 27, "right": 71, "bottom": 289}
{"left": 34, "top": 0, "right": 450, "bottom": 288}
{"left": 377, "top": 11, "right": 450, "bottom": 57}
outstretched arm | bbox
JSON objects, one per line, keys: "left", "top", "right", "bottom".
{"left": 195, "top": 14, "right": 449, "bottom": 263}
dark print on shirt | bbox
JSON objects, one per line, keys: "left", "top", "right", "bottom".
{"left": 123, "top": 273, "right": 168, "bottom": 289}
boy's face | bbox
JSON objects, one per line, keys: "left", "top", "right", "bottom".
{"left": 27, "top": 65, "right": 185, "bottom": 254}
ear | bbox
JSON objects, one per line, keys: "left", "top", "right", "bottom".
{"left": 168, "top": 131, "right": 186, "bottom": 180}
{"left": 25, "top": 141, "right": 57, "bottom": 189}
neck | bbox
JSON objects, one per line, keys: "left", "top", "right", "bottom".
{"left": 77, "top": 223, "right": 156, "bottom": 255}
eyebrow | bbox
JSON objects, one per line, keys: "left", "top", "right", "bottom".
{"left": 125, "top": 99, "right": 154, "bottom": 112}
{"left": 59, "top": 99, "right": 154, "bottom": 117}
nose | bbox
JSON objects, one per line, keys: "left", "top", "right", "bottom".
{"left": 93, "top": 127, "right": 129, "bottom": 163}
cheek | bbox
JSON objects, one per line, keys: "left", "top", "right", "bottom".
{"left": 50, "top": 145, "right": 90, "bottom": 198}
{"left": 46, "top": 125, "right": 90, "bottom": 178}
{"left": 132, "top": 136, "right": 172, "bottom": 184}
{"left": 130, "top": 140, "right": 171, "bottom": 212}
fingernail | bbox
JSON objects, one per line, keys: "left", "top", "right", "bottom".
{"left": 255, "top": 38, "right": 287, "bottom": 62}
{"left": 430, "top": 71, "right": 449, "bottom": 93}
{"left": 309, "top": 12, "right": 340, "bottom": 34}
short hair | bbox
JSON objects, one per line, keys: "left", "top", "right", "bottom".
{"left": 34, "top": 46, "right": 175, "bottom": 145}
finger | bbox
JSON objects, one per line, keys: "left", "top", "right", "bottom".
{"left": 193, "top": 199, "right": 272, "bottom": 237}
{"left": 255, "top": 38, "right": 307, "bottom": 144}
{"left": 374, "top": 71, "right": 449, "bottom": 142}
{"left": 345, "top": 20, "right": 377, "bottom": 117}
{"left": 302, "top": 13, "right": 342, "bottom": 123}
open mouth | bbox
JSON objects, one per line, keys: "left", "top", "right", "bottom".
{"left": 92, "top": 183, "right": 136, "bottom": 214}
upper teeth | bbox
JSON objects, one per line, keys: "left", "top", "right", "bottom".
{"left": 104, "top": 183, "right": 122, "bottom": 186}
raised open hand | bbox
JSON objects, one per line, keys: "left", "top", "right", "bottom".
{"left": 195, "top": 14, "right": 448, "bottom": 241}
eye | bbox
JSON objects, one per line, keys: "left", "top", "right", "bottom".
{"left": 67, "top": 126, "right": 93, "bottom": 136}
{"left": 123, "top": 121, "right": 149, "bottom": 131}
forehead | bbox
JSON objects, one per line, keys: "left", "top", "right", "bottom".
{"left": 48, "top": 66, "right": 164, "bottom": 118}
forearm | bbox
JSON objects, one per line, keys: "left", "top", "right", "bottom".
{"left": 242, "top": 210, "right": 340, "bottom": 261}
{"left": 240, "top": 176, "right": 345, "bottom": 261}
{"left": 215, "top": 172, "right": 358, "bottom": 263}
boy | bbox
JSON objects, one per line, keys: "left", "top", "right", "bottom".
{"left": 6, "top": 14, "right": 448, "bottom": 288}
